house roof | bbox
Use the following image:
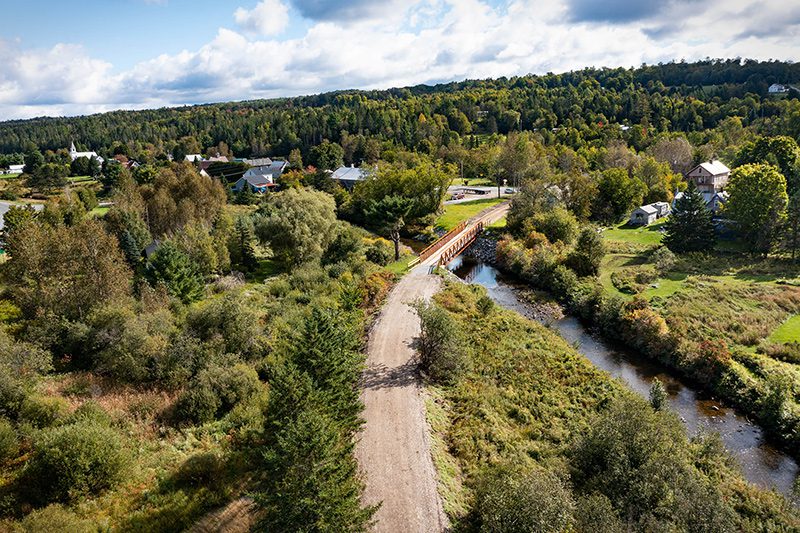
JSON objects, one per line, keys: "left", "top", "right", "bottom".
{"left": 634, "top": 204, "right": 658, "bottom": 215}
{"left": 239, "top": 174, "right": 274, "bottom": 188}
{"left": 692, "top": 160, "right": 730, "bottom": 176}
{"left": 331, "top": 166, "right": 368, "bottom": 181}
{"left": 244, "top": 158, "right": 273, "bottom": 167}
{"left": 185, "top": 154, "right": 204, "bottom": 162}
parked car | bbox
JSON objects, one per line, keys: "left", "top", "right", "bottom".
{"left": 504, "top": 188, "right": 515, "bottom": 194}
{"left": 451, "top": 192, "right": 465, "bottom": 200}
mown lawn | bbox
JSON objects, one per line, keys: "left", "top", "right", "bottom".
{"left": 435, "top": 197, "right": 505, "bottom": 231}
{"left": 769, "top": 314, "right": 800, "bottom": 344}
{"left": 90, "top": 206, "right": 109, "bottom": 217}
{"left": 385, "top": 254, "right": 416, "bottom": 275}
{"left": 0, "top": 173, "right": 21, "bottom": 180}
{"left": 602, "top": 219, "right": 666, "bottom": 246}
{"left": 450, "top": 177, "right": 494, "bottom": 187}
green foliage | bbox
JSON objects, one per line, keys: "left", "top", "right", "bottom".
{"left": 526, "top": 206, "right": 579, "bottom": 244}
{"left": 255, "top": 406, "right": 375, "bottom": 532}
{"left": 412, "top": 300, "right": 469, "bottom": 384}
{"left": 594, "top": 168, "right": 646, "bottom": 223}
{"left": 663, "top": 182, "right": 716, "bottom": 253}
{"left": 322, "top": 224, "right": 364, "bottom": 266}
{"left": 23, "top": 149, "right": 44, "bottom": 174}
{"left": 726, "top": 163, "right": 788, "bottom": 254}
{"left": 649, "top": 378, "right": 667, "bottom": 410}
{"left": 309, "top": 140, "right": 345, "bottom": 171}
{"left": 0, "top": 417, "right": 17, "bottom": 462}
{"left": 365, "top": 238, "right": 393, "bottom": 266}
{"left": 74, "top": 187, "right": 98, "bottom": 211}
{"left": 735, "top": 135, "right": 800, "bottom": 194}
{"left": 571, "top": 395, "right": 736, "bottom": 531}
{"left": 4, "top": 219, "right": 132, "bottom": 320}
{"left": 474, "top": 466, "right": 575, "bottom": 532}
{"left": 255, "top": 188, "right": 337, "bottom": 266}
{"left": 186, "top": 292, "right": 264, "bottom": 357}
{"left": 18, "top": 504, "right": 97, "bottom": 533}
{"left": 27, "top": 163, "right": 68, "bottom": 191}
{"left": 566, "top": 227, "right": 606, "bottom": 276}
{"left": 146, "top": 241, "right": 205, "bottom": 303}
{"left": 174, "top": 363, "right": 261, "bottom": 425}
{"left": 27, "top": 421, "right": 127, "bottom": 503}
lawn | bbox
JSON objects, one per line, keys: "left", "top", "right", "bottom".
{"left": 0, "top": 173, "right": 21, "bottom": 180}
{"left": 769, "top": 314, "right": 800, "bottom": 344}
{"left": 90, "top": 206, "right": 109, "bottom": 217}
{"left": 385, "top": 254, "right": 416, "bottom": 275}
{"left": 435, "top": 197, "right": 505, "bottom": 231}
{"left": 602, "top": 219, "right": 666, "bottom": 246}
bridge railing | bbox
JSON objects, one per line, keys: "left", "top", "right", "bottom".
{"left": 408, "top": 220, "right": 468, "bottom": 268}
{"left": 437, "top": 222, "right": 484, "bottom": 267}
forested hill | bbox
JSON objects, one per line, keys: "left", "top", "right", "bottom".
{"left": 1, "top": 58, "right": 799, "bottom": 158}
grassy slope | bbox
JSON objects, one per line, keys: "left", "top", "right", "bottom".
{"left": 427, "top": 282, "right": 798, "bottom": 528}
{"left": 770, "top": 315, "right": 800, "bottom": 344}
{"left": 435, "top": 198, "right": 505, "bottom": 232}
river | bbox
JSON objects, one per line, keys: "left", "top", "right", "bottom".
{"left": 446, "top": 254, "right": 799, "bottom": 498}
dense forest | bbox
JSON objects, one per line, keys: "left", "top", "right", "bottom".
{"left": 0, "top": 59, "right": 799, "bottom": 161}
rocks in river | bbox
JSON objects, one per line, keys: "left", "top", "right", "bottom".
{"left": 464, "top": 236, "right": 498, "bottom": 265}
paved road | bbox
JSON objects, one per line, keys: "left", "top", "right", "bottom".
{"left": 355, "top": 202, "right": 510, "bottom": 533}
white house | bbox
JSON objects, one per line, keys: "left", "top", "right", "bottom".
{"left": 686, "top": 160, "right": 730, "bottom": 194}
{"left": 7, "top": 164, "right": 24, "bottom": 174}
{"left": 672, "top": 190, "right": 729, "bottom": 215}
{"left": 769, "top": 83, "right": 789, "bottom": 94}
{"left": 330, "top": 165, "right": 369, "bottom": 190}
{"left": 184, "top": 154, "right": 204, "bottom": 163}
{"left": 69, "top": 142, "right": 104, "bottom": 165}
{"left": 630, "top": 204, "right": 659, "bottom": 226}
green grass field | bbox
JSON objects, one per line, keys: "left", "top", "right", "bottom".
{"left": 602, "top": 219, "right": 666, "bottom": 246}
{"left": 90, "top": 206, "right": 109, "bottom": 217}
{"left": 769, "top": 315, "right": 800, "bottom": 344}
{"left": 450, "top": 177, "right": 494, "bottom": 187}
{"left": 435, "top": 197, "right": 505, "bottom": 231}
{"left": 385, "top": 254, "right": 416, "bottom": 275}
{"left": 0, "top": 173, "right": 21, "bottom": 180}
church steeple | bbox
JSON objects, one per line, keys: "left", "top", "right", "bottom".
{"left": 70, "top": 141, "right": 76, "bottom": 154}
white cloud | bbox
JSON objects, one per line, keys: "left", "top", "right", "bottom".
{"left": 1, "top": 0, "right": 799, "bottom": 120}
{"left": 234, "top": 0, "right": 290, "bottom": 36}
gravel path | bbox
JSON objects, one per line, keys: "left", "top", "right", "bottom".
{"left": 355, "top": 265, "right": 448, "bottom": 533}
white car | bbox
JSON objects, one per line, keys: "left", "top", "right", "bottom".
{"left": 504, "top": 188, "right": 515, "bottom": 194}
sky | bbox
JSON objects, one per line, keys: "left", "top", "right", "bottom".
{"left": 0, "top": 0, "right": 798, "bottom": 121}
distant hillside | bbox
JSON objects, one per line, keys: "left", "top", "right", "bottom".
{"left": 1, "top": 58, "right": 798, "bottom": 158}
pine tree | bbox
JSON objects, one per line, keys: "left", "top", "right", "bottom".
{"left": 649, "top": 378, "right": 667, "bottom": 411}
{"left": 292, "top": 307, "right": 363, "bottom": 433}
{"left": 146, "top": 242, "right": 204, "bottom": 303}
{"left": 663, "top": 182, "right": 716, "bottom": 253}
{"left": 119, "top": 230, "right": 142, "bottom": 268}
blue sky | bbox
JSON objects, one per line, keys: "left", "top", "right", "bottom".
{"left": 1, "top": 0, "right": 798, "bottom": 120}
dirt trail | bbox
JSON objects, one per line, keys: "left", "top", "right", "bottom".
{"left": 356, "top": 265, "right": 447, "bottom": 533}
{"left": 355, "top": 202, "right": 509, "bottom": 532}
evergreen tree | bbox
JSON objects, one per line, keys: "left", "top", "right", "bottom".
{"left": 230, "top": 216, "right": 258, "bottom": 271}
{"left": 784, "top": 191, "right": 800, "bottom": 262}
{"left": 663, "top": 182, "right": 716, "bottom": 253}
{"left": 255, "top": 406, "right": 376, "bottom": 533}
{"left": 566, "top": 227, "right": 606, "bottom": 276}
{"left": 146, "top": 242, "right": 204, "bottom": 303}
{"left": 119, "top": 230, "right": 142, "bottom": 269}
{"left": 292, "top": 307, "right": 363, "bottom": 433}
{"left": 649, "top": 378, "right": 667, "bottom": 411}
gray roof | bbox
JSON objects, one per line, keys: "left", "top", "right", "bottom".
{"left": 244, "top": 157, "right": 273, "bottom": 167}
{"left": 239, "top": 174, "right": 273, "bottom": 187}
{"left": 331, "top": 166, "right": 368, "bottom": 181}
{"left": 634, "top": 204, "right": 658, "bottom": 215}
{"left": 692, "top": 160, "right": 730, "bottom": 176}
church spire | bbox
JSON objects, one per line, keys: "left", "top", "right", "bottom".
{"left": 70, "top": 140, "right": 76, "bottom": 154}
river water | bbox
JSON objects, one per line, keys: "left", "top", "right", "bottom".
{"left": 447, "top": 254, "right": 799, "bottom": 498}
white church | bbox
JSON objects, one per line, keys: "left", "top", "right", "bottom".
{"left": 69, "top": 142, "right": 104, "bottom": 165}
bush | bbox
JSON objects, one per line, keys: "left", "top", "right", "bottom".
{"left": 412, "top": 300, "right": 470, "bottom": 384}
{"left": 365, "top": 239, "right": 393, "bottom": 266}
{"left": 19, "top": 504, "right": 96, "bottom": 533}
{"left": 19, "top": 395, "right": 68, "bottom": 428}
{"left": 28, "top": 421, "right": 126, "bottom": 502}
{"left": 526, "top": 206, "right": 579, "bottom": 244}
{"left": 0, "top": 417, "right": 17, "bottom": 462}
{"left": 476, "top": 295, "right": 495, "bottom": 316}
{"left": 66, "top": 401, "right": 112, "bottom": 427}
{"left": 474, "top": 466, "right": 575, "bottom": 532}
{"left": 75, "top": 188, "right": 98, "bottom": 211}
{"left": 566, "top": 227, "right": 606, "bottom": 277}
{"left": 0, "top": 371, "right": 27, "bottom": 419}
{"left": 174, "top": 364, "right": 261, "bottom": 425}
{"left": 651, "top": 246, "right": 676, "bottom": 274}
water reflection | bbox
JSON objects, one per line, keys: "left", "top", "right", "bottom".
{"left": 448, "top": 254, "right": 799, "bottom": 497}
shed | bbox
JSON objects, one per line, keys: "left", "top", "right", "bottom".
{"left": 630, "top": 204, "right": 658, "bottom": 226}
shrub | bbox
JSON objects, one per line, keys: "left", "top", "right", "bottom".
{"left": 651, "top": 246, "right": 676, "bottom": 274}
{"left": 66, "top": 401, "right": 112, "bottom": 427}
{"left": 476, "top": 295, "right": 495, "bottom": 316}
{"left": 412, "top": 300, "right": 470, "bottom": 384}
{"left": 28, "top": 421, "right": 126, "bottom": 502}
{"left": 566, "top": 227, "right": 606, "bottom": 277}
{"left": 0, "top": 371, "right": 27, "bottom": 419}
{"left": 0, "top": 417, "right": 17, "bottom": 462}
{"left": 363, "top": 271, "right": 394, "bottom": 309}
{"left": 19, "top": 395, "right": 68, "bottom": 428}
{"left": 75, "top": 188, "right": 98, "bottom": 211}
{"left": 474, "top": 465, "right": 575, "bottom": 532}
{"left": 19, "top": 504, "right": 96, "bottom": 533}
{"left": 186, "top": 293, "right": 264, "bottom": 357}
{"left": 174, "top": 364, "right": 261, "bottom": 425}
{"left": 366, "top": 239, "right": 393, "bottom": 266}
{"left": 526, "top": 206, "right": 579, "bottom": 245}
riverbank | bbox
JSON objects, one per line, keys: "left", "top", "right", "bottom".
{"left": 425, "top": 280, "right": 800, "bottom": 529}
{"left": 491, "top": 234, "right": 800, "bottom": 463}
